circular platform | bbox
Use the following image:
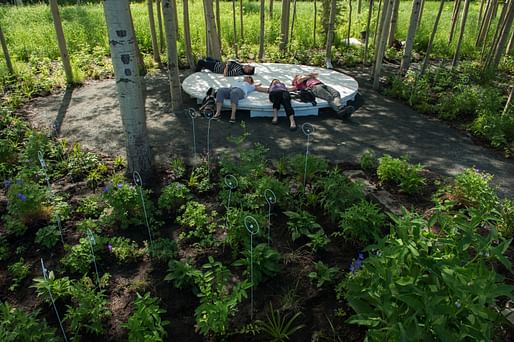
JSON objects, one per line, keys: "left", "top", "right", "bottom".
{"left": 181, "top": 63, "right": 359, "bottom": 117}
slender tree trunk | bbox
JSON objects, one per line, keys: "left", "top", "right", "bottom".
{"left": 314, "top": 0, "right": 318, "bottom": 46}
{"left": 400, "top": 0, "right": 422, "bottom": 74}
{"left": 204, "top": 0, "right": 222, "bottom": 59}
{"left": 240, "top": 0, "right": 244, "bottom": 42}
{"left": 358, "top": 0, "right": 362, "bottom": 14}
{"left": 325, "top": 0, "right": 337, "bottom": 68}
{"left": 363, "top": 0, "right": 374, "bottom": 64}
{"left": 373, "top": 0, "right": 383, "bottom": 48}
{"left": 347, "top": 0, "right": 352, "bottom": 49}
{"left": 280, "top": 0, "right": 291, "bottom": 52}
{"left": 172, "top": 0, "right": 179, "bottom": 38}
{"left": 477, "top": 0, "right": 494, "bottom": 47}
{"left": 373, "top": 0, "right": 393, "bottom": 89}
{"left": 0, "top": 25, "right": 13, "bottom": 75}
{"left": 374, "top": 0, "right": 388, "bottom": 60}
{"left": 452, "top": 0, "right": 471, "bottom": 68}
{"left": 163, "top": 0, "right": 183, "bottom": 111}
{"left": 448, "top": 0, "right": 462, "bottom": 44}
{"left": 156, "top": 0, "right": 165, "bottom": 52}
{"left": 203, "top": 4, "right": 210, "bottom": 56}
{"left": 259, "top": 0, "right": 265, "bottom": 60}
{"left": 103, "top": 0, "right": 153, "bottom": 179}
{"left": 504, "top": 85, "right": 514, "bottom": 115}
{"left": 269, "top": 0, "right": 274, "bottom": 18}
{"left": 421, "top": 0, "right": 445, "bottom": 75}
{"left": 147, "top": 0, "right": 161, "bottom": 65}
{"left": 50, "top": 0, "right": 73, "bottom": 84}
{"left": 478, "top": 0, "right": 486, "bottom": 26}
{"left": 387, "top": 0, "right": 400, "bottom": 46}
{"left": 507, "top": 23, "right": 514, "bottom": 54}
{"left": 417, "top": 0, "right": 425, "bottom": 29}
{"left": 484, "top": 0, "right": 509, "bottom": 62}
{"left": 232, "top": 0, "right": 238, "bottom": 56}
{"left": 487, "top": 0, "right": 514, "bottom": 70}
{"left": 290, "top": 0, "right": 297, "bottom": 43}
{"left": 183, "top": 0, "right": 195, "bottom": 69}
{"left": 216, "top": 0, "right": 221, "bottom": 40}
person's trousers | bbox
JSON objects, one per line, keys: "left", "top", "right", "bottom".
{"left": 196, "top": 57, "right": 220, "bottom": 72}
{"left": 269, "top": 90, "right": 295, "bottom": 117}
{"left": 311, "top": 84, "right": 342, "bottom": 112}
{"left": 216, "top": 87, "right": 245, "bottom": 105}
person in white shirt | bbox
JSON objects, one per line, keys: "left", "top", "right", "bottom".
{"left": 213, "top": 76, "right": 257, "bottom": 123}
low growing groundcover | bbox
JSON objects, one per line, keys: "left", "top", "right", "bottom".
{"left": 0, "top": 129, "right": 513, "bottom": 341}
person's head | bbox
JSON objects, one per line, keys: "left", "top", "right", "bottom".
{"left": 270, "top": 79, "right": 282, "bottom": 86}
{"left": 242, "top": 65, "right": 255, "bottom": 75}
{"left": 243, "top": 76, "right": 254, "bottom": 84}
{"left": 292, "top": 74, "right": 300, "bottom": 84}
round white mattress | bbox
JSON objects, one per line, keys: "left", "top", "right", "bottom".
{"left": 181, "top": 63, "right": 359, "bottom": 113}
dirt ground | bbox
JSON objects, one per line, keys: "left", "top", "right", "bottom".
{"left": 20, "top": 65, "right": 514, "bottom": 197}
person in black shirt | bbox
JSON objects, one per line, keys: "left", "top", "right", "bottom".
{"left": 195, "top": 57, "right": 255, "bottom": 76}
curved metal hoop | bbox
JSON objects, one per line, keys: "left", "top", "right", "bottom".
{"left": 301, "top": 122, "right": 315, "bottom": 136}
{"left": 244, "top": 216, "right": 259, "bottom": 235}
{"left": 224, "top": 174, "right": 238, "bottom": 190}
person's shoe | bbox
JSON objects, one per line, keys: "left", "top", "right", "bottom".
{"left": 337, "top": 106, "right": 355, "bottom": 120}
{"left": 229, "top": 118, "right": 236, "bottom": 124}
{"left": 289, "top": 125, "right": 298, "bottom": 131}
{"left": 271, "top": 118, "right": 279, "bottom": 125}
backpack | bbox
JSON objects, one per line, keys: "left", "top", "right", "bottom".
{"left": 200, "top": 88, "right": 216, "bottom": 117}
{"left": 291, "top": 89, "right": 317, "bottom": 106}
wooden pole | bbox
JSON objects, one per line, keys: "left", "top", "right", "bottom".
{"left": 259, "top": 0, "right": 265, "bottom": 61}
{"left": 420, "top": 0, "right": 445, "bottom": 76}
{"left": 373, "top": 0, "right": 393, "bottom": 89}
{"left": 452, "top": 0, "right": 471, "bottom": 68}
{"left": 0, "top": 25, "right": 14, "bottom": 75}
{"left": 50, "top": 0, "right": 73, "bottom": 84}
{"left": 147, "top": 0, "right": 161, "bottom": 65}
{"left": 183, "top": 0, "right": 195, "bottom": 69}
{"left": 363, "top": 0, "right": 374, "bottom": 64}
{"left": 400, "top": 0, "right": 422, "bottom": 74}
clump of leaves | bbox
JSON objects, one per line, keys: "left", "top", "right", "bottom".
{"left": 0, "top": 302, "right": 60, "bottom": 341}
{"left": 335, "top": 200, "right": 386, "bottom": 244}
{"left": 165, "top": 259, "right": 202, "bottom": 289}
{"left": 76, "top": 194, "right": 103, "bottom": 219}
{"left": 158, "top": 182, "right": 191, "bottom": 212}
{"left": 147, "top": 238, "right": 177, "bottom": 263}
{"left": 35, "top": 224, "right": 61, "bottom": 249}
{"left": 8, "top": 257, "right": 30, "bottom": 291}
{"left": 233, "top": 243, "right": 281, "bottom": 286}
{"left": 360, "top": 149, "right": 378, "bottom": 173}
{"left": 123, "top": 292, "right": 169, "bottom": 342}
{"left": 189, "top": 164, "right": 213, "bottom": 193}
{"left": 66, "top": 143, "right": 102, "bottom": 181}
{"left": 308, "top": 261, "right": 339, "bottom": 288}
{"left": 259, "top": 303, "right": 305, "bottom": 342}
{"left": 169, "top": 158, "right": 186, "bottom": 179}
{"left": 287, "top": 154, "right": 329, "bottom": 183}
{"left": 5, "top": 178, "right": 50, "bottom": 232}
{"left": 377, "top": 154, "right": 426, "bottom": 194}
{"left": 177, "top": 201, "right": 218, "bottom": 246}
{"left": 108, "top": 236, "right": 144, "bottom": 263}
{"left": 284, "top": 210, "right": 322, "bottom": 242}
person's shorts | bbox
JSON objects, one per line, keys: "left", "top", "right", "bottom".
{"left": 216, "top": 87, "right": 245, "bottom": 105}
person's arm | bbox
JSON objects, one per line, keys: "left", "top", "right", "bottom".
{"left": 223, "top": 63, "right": 229, "bottom": 76}
{"left": 286, "top": 85, "right": 296, "bottom": 92}
{"left": 254, "top": 83, "right": 268, "bottom": 92}
{"left": 296, "top": 73, "right": 317, "bottom": 83}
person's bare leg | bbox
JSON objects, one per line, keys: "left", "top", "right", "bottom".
{"left": 271, "top": 109, "right": 278, "bottom": 124}
{"left": 230, "top": 103, "right": 237, "bottom": 122}
{"left": 289, "top": 115, "right": 297, "bottom": 129}
{"left": 214, "top": 102, "right": 222, "bottom": 118}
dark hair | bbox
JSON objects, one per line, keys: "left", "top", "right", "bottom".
{"left": 243, "top": 65, "right": 255, "bottom": 75}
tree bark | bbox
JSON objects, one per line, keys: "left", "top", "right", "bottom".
{"left": 232, "top": 0, "right": 238, "bottom": 56}
{"left": 216, "top": 0, "right": 221, "bottom": 40}
{"left": 240, "top": 0, "right": 244, "bottom": 41}
{"left": 487, "top": 0, "right": 514, "bottom": 70}
{"left": 259, "top": 0, "right": 265, "bottom": 60}
{"left": 373, "top": 0, "right": 383, "bottom": 49}
{"left": 156, "top": 0, "right": 165, "bottom": 52}
{"left": 103, "top": 0, "right": 153, "bottom": 179}
{"left": 358, "top": 0, "right": 362, "bottom": 14}
{"left": 147, "top": 0, "right": 161, "bottom": 65}
{"left": 269, "top": 0, "right": 274, "bottom": 18}
{"left": 325, "top": 0, "right": 337, "bottom": 68}
{"left": 417, "top": 0, "right": 425, "bottom": 29}
{"left": 0, "top": 25, "right": 13, "bottom": 75}
{"left": 503, "top": 85, "right": 514, "bottom": 115}
{"left": 163, "top": 0, "right": 183, "bottom": 112}
{"left": 400, "top": 0, "right": 422, "bottom": 74}
{"left": 363, "top": 0, "right": 374, "bottom": 64}
{"left": 347, "top": 0, "right": 352, "bottom": 49}
{"left": 183, "top": 0, "right": 195, "bottom": 69}
{"left": 421, "top": 0, "right": 445, "bottom": 75}
{"left": 478, "top": 0, "right": 486, "bottom": 26}
{"left": 50, "top": 0, "right": 73, "bottom": 84}
{"left": 314, "top": 0, "right": 318, "bottom": 46}
{"left": 452, "top": 0, "right": 471, "bottom": 68}
{"left": 373, "top": 0, "right": 393, "bottom": 89}
{"left": 374, "top": 0, "right": 388, "bottom": 60}
{"left": 290, "top": 0, "right": 297, "bottom": 43}
{"left": 280, "top": 0, "right": 291, "bottom": 52}
{"left": 507, "top": 22, "right": 514, "bottom": 54}
{"left": 204, "top": 0, "right": 222, "bottom": 59}
{"left": 387, "top": 0, "right": 400, "bottom": 46}
{"left": 448, "top": 0, "right": 462, "bottom": 44}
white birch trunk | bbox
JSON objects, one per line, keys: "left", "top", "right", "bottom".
{"left": 290, "top": 0, "right": 297, "bottom": 43}
{"left": 373, "top": 0, "right": 393, "bottom": 89}
{"left": 452, "top": 0, "right": 471, "bottom": 68}
{"left": 0, "top": 25, "right": 13, "bottom": 75}
{"left": 280, "top": 0, "right": 291, "bottom": 52}
{"left": 325, "top": 0, "right": 337, "bottom": 68}
{"left": 448, "top": 0, "right": 462, "bottom": 44}
{"left": 156, "top": 0, "right": 166, "bottom": 52}
{"left": 503, "top": 85, "right": 514, "bottom": 115}
{"left": 387, "top": 0, "right": 400, "bottom": 46}
{"left": 183, "top": 0, "right": 195, "bottom": 69}
{"left": 232, "top": 0, "right": 238, "bottom": 57}
{"left": 216, "top": 0, "right": 221, "bottom": 47}
{"left": 203, "top": 0, "right": 222, "bottom": 59}
{"left": 103, "top": 0, "right": 153, "bottom": 179}
{"left": 488, "top": 0, "right": 514, "bottom": 69}
{"left": 50, "top": 0, "right": 73, "bottom": 84}
{"left": 313, "top": 0, "right": 318, "bottom": 46}
{"left": 163, "top": 0, "right": 183, "bottom": 112}
{"left": 421, "top": 0, "right": 445, "bottom": 75}
{"left": 400, "top": 0, "right": 422, "bottom": 74}
{"left": 259, "top": 0, "right": 265, "bottom": 61}
{"left": 147, "top": 0, "right": 161, "bottom": 65}
{"left": 364, "top": 0, "right": 374, "bottom": 64}
{"left": 240, "top": 0, "right": 244, "bottom": 41}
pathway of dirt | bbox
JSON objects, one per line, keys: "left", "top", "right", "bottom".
{"left": 21, "top": 66, "right": 514, "bottom": 197}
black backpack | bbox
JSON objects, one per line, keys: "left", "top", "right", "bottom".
{"left": 291, "top": 89, "right": 317, "bottom": 106}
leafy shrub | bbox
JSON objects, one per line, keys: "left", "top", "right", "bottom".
{"left": 66, "top": 143, "right": 101, "bottom": 181}
{"left": 0, "top": 237, "right": 9, "bottom": 261}
{"left": 224, "top": 208, "right": 266, "bottom": 250}
{"left": 6, "top": 178, "right": 50, "bottom": 230}
{"left": 359, "top": 149, "right": 378, "bottom": 173}
{"left": 377, "top": 155, "right": 425, "bottom": 194}
{"left": 471, "top": 108, "right": 514, "bottom": 154}
{"left": 61, "top": 236, "right": 104, "bottom": 274}
{"left": 287, "top": 154, "right": 329, "bottom": 183}
{"left": 341, "top": 210, "right": 513, "bottom": 341}
{"left": 498, "top": 198, "right": 514, "bottom": 238}
{"left": 35, "top": 224, "right": 61, "bottom": 249}
{"left": 233, "top": 243, "right": 281, "bottom": 286}
{"left": 436, "top": 84, "right": 480, "bottom": 120}
{"left": 308, "top": 261, "right": 339, "bottom": 288}
{"left": 8, "top": 257, "right": 30, "bottom": 291}
{"left": 336, "top": 200, "right": 386, "bottom": 244}
{"left": 123, "top": 292, "right": 169, "bottom": 342}
{"left": 168, "top": 158, "right": 186, "bottom": 179}
{"left": 315, "top": 169, "right": 364, "bottom": 222}
{"left": 259, "top": 303, "right": 304, "bottom": 342}
{"left": 188, "top": 164, "right": 213, "bottom": 193}
{"left": 158, "top": 182, "right": 191, "bottom": 212}
{"left": 108, "top": 236, "right": 144, "bottom": 263}
{"left": 147, "top": 238, "right": 178, "bottom": 263}
{"left": 32, "top": 271, "right": 72, "bottom": 303}
{"left": 284, "top": 210, "right": 322, "bottom": 242}
{"left": 177, "top": 201, "right": 218, "bottom": 246}
{"left": 165, "top": 259, "right": 202, "bottom": 289}
{"left": 76, "top": 194, "right": 103, "bottom": 218}
{"left": 306, "top": 230, "right": 331, "bottom": 252}
{"left": 0, "top": 302, "right": 60, "bottom": 342}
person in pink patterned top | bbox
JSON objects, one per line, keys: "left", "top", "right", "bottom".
{"left": 292, "top": 73, "right": 354, "bottom": 119}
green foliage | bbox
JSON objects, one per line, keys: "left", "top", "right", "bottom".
{"left": 359, "top": 149, "right": 378, "bottom": 173}
{"left": 8, "top": 257, "right": 30, "bottom": 291}
{"left": 0, "top": 302, "right": 60, "bottom": 342}
{"left": 123, "top": 292, "right": 169, "bottom": 342}
{"left": 5, "top": 178, "right": 49, "bottom": 231}
{"left": 157, "top": 182, "right": 191, "bottom": 212}
{"left": 341, "top": 209, "right": 513, "bottom": 341}
{"left": 188, "top": 164, "right": 213, "bottom": 193}
{"left": 177, "top": 201, "right": 218, "bottom": 246}
{"left": 308, "top": 261, "right": 339, "bottom": 288}
{"left": 0, "top": 237, "right": 9, "bottom": 261}
{"left": 76, "top": 194, "right": 103, "bottom": 219}
{"left": 377, "top": 155, "right": 426, "bottom": 194}
{"left": 66, "top": 143, "right": 101, "bottom": 181}
{"left": 233, "top": 243, "right": 281, "bottom": 286}
{"left": 259, "top": 303, "right": 305, "bottom": 342}
{"left": 147, "top": 238, "right": 177, "bottom": 263}
{"left": 168, "top": 158, "right": 186, "bottom": 179}
{"left": 287, "top": 154, "right": 329, "bottom": 183}
{"left": 284, "top": 210, "right": 322, "bottom": 242}
{"left": 336, "top": 200, "right": 386, "bottom": 244}
{"left": 165, "top": 259, "right": 202, "bottom": 290}
{"left": 32, "top": 271, "right": 72, "bottom": 303}
{"left": 306, "top": 230, "right": 331, "bottom": 252}
{"left": 315, "top": 169, "right": 364, "bottom": 222}
{"left": 498, "top": 198, "right": 514, "bottom": 238}
{"left": 108, "top": 236, "right": 144, "bottom": 263}
{"left": 224, "top": 208, "right": 266, "bottom": 250}
{"left": 22, "top": 209, "right": 58, "bottom": 249}
{"left": 64, "top": 277, "right": 111, "bottom": 336}
{"left": 61, "top": 236, "right": 104, "bottom": 274}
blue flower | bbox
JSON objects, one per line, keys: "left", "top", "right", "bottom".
{"left": 16, "top": 193, "right": 27, "bottom": 202}
{"left": 103, "top": 185, "right": 111, "bottom": 193}
{"left": 117, "top": 183, "right": 123, "bottom": 189}
{"left": 349, "top": 252, "right": 365, "bottom": 273}
{"left": 3, "top": 179, "right": 10, "bottom": 189}
{"left": 107, "top": 244, "right": 113, "bottom": 253}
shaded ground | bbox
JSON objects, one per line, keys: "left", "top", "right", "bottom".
{"left": 21, "top": 66, "right": 514, "bottom": 197}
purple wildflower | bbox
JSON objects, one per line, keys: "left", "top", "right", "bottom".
{"left": 117, "top": 183, "right": 123, "bottom": 189}
{"left": 349, "top": 252, "right": 365, "bottom": 273}
{"left": 103, "top": 184, "right": 111, "bottom": 193}
{"left": 16, "top": 193, "right": 27, "bottom": 202}
{"left": 3, "top": 179, "right": 10, "bottom": 189}
{"left": 107, "top": 244, "right": 113, "bottom": 253}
